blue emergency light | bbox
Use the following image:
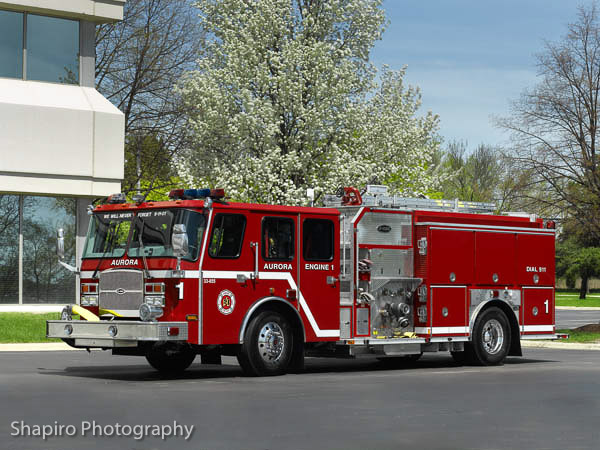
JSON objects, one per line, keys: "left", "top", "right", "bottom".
{"left": 168, "top": 188, "right": 225, "bottom": 200}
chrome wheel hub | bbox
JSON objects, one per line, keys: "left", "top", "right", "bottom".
{"left": 257, "top": 322, "right": 285, "bottom": 363}
{"left": 482, "top": 319, "right": 504, "bottom": 354}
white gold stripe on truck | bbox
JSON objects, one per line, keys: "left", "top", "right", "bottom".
{"left": 203, "top": 270, "right": 340, "bottom": 338}
{"left": 415, "top": 326, "right": 469, "bottom": 334}
{"left": 521, "top": 325, "right": 553, "bottom": 332}
{"left": 415, "top": 222, "right": 555, "bottom": 233}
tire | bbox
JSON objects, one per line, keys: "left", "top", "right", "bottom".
{"left": 145, "top": 342, "right": 196, "bottom": 375}
{"left": 470, "top": 307, "right": 511, "bottom": 366}
{"left": 61, "top": 338, "right": 77, "bottom": 349}
{"left": 237, "top": 311, "right": 293, "bottom": 376}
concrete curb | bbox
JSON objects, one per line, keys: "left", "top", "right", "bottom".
{"left": 556, "top": 306, "right": 600, "bottom": 311}
{"left": 0, "top": 343, "right": 86, "bottom": 352}
{"left": 521, "top": 340, "right": 600, "bottom": 351}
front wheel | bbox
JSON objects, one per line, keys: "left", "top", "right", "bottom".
{"left": 237, "top": 311, "right": 293, "bottom": 376}
{"left": 146, "top": 342, "right": 196, "bottom": 375}
{"left": 470, "top": 307, "right": 511, "bottom": 366}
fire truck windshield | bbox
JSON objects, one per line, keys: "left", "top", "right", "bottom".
{"left": 82, "top": 209, "right": 206, "bottom": 261}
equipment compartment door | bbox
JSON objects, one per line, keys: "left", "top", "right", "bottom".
{"left": 299, "top": 214, "right": 340, "bottom": 341}
{"left": 429, "top": 229, "right": 474, "bottom": 285}
{"left": 431, "top": 286, "right": 468, "bottom": 335}
{"left": 521, "top": 287, "right": 554, "bottom": 335}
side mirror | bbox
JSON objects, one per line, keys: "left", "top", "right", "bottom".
{"left": 172, "top": 224, "right": 189, "bottom": 257}
{"left": 57, "top": 228, "right": 65, "bottom": 261}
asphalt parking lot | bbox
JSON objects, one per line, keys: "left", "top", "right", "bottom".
{"left": 1, "top": 348, "right": 598, "bottom": 450}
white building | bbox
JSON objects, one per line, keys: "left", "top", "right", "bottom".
{"left": 0, "top": 0, "right": 126, "bottom": 309}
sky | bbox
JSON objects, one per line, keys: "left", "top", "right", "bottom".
{"left": 371, "top": 0, "right": 593, "bottom": 149}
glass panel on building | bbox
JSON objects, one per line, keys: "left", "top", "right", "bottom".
{"left": 27, "top": 14, "right": 79, "bottom": 84}
{"left": 23, "top": 196, "right": 76, "bottom": 304}
{"left": 0, "top": 10, "right": 23, "bottom": 79}
{"left": 0, "top": 196, "right": 19, "bottom": 303}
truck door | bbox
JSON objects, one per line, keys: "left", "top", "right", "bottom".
{"left": 201, "top": 211, "right": 253, "bottom": 345}
{"left": 299, "top": 215, "right": 340, "bottom": 341}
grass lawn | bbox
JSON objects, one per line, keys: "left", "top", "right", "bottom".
{"left": 556, "top": 328, "right": 600, "bottom": 343}
{"left": 555, "top": 293, "right": 600, "bottom": 308}
{"left": 0, "top": 313, "right": 61, "bottom": 343}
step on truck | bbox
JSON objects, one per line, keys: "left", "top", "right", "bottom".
{"left": 47, "top": 185, "right": 557, "bottom": 376}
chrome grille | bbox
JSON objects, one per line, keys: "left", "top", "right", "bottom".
{"left": 99, "top": 269, "right": 143, "bottom": 314}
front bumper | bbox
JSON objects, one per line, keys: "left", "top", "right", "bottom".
{"left": 47, "top": 320, "right": 188, "bottom": 348}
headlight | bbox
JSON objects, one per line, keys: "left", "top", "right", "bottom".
{"left": 81, "top": 296, "right": 98, "bottom": 307}
{"left": 144, "top": 296, "right": 164, "bottom": 307}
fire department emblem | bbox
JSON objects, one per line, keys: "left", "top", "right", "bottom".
{"left": 217, "top": 290, "right": 235, "bottom": 315}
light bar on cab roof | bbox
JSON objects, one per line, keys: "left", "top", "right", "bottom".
{"left": 168, "top": 188, "right": 226, "bottom": 200}
{"left": 107, "top": 193, "right": 127, "bottom": 204}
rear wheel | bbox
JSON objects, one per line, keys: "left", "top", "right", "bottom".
{"left": 470, "top": 307, "right": 511, "bottom": 366}
{"left": 145, "top": 342, "right": 196, "bottom": 374}
{"left": 237, "top": 311, "right": 293, "bottom": 376}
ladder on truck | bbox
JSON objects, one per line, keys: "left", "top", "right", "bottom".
{"left": 323, "top": 185, "right": 496, "bottom": 214}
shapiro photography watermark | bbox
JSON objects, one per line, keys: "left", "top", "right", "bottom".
{"left": 10, "top": 420, "right": 194, "bottom": 441}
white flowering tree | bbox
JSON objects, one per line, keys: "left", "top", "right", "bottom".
{"left": 179, "top": 0, "right": 440, "bottom": 204}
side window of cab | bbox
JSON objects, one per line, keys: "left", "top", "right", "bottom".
{"left": 208, "top": 214, "right": 246, "bottom": 258}
{"left": 303, "top": 219, "right": 334, "bottom": 261}
{"left": 262, "top": 217, "right": 294, "bottom": 261}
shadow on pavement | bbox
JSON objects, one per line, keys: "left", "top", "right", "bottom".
{"left": 36, "top": 353, "right": 556, "bottom": 383}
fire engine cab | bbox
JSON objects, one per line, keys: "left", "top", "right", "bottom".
{"left": 47, "top": 185, "right": 557, "bottom": 376}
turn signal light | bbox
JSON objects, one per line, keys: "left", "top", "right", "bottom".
{"left": 167, "top": 327, "right": 180, "bottom": 337}
{"left": 145, "top": 283, "right": 165, "bottom": 294}
{"left": 81, "top": 283, "right": 98, "bottom": 294}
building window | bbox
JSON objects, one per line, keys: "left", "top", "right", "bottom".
{"left": 0, "top": 10, "right": 23, "bottom": 79}
{"left": 27, "top": 15, "right": 79, "bottom": 84}
{"left": 22, "top": 196, "right": 76, "bottom": 304}
{"left": 0, "top": 10, "right": 79, "bottom": 84}
{"left": 0, "top": 195, "right": 76, "bottom": 304}
{"left": 0, "top": 196, "right": 19, "bottom": 304}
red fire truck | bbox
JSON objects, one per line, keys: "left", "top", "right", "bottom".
{"left": 47, "top": 185, "right": 557, "bottom": 376}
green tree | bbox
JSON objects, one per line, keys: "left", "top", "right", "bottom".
{"left": 556, "top": 241, "right": 600, "bottom": 299}
{"left": 497, "top": 3, "right": 600, "bottom": 240}
{"left": 96, "top": 0, "right": 204, "bottom": 194}
{"left": 439, "top": 141, "right": 501, "bottom": 202}
{"left": 179, "top": 0, "right": 441, "bottom": 204}
{"left": 556, "top": 216, "right": 600, "bottom": 299}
